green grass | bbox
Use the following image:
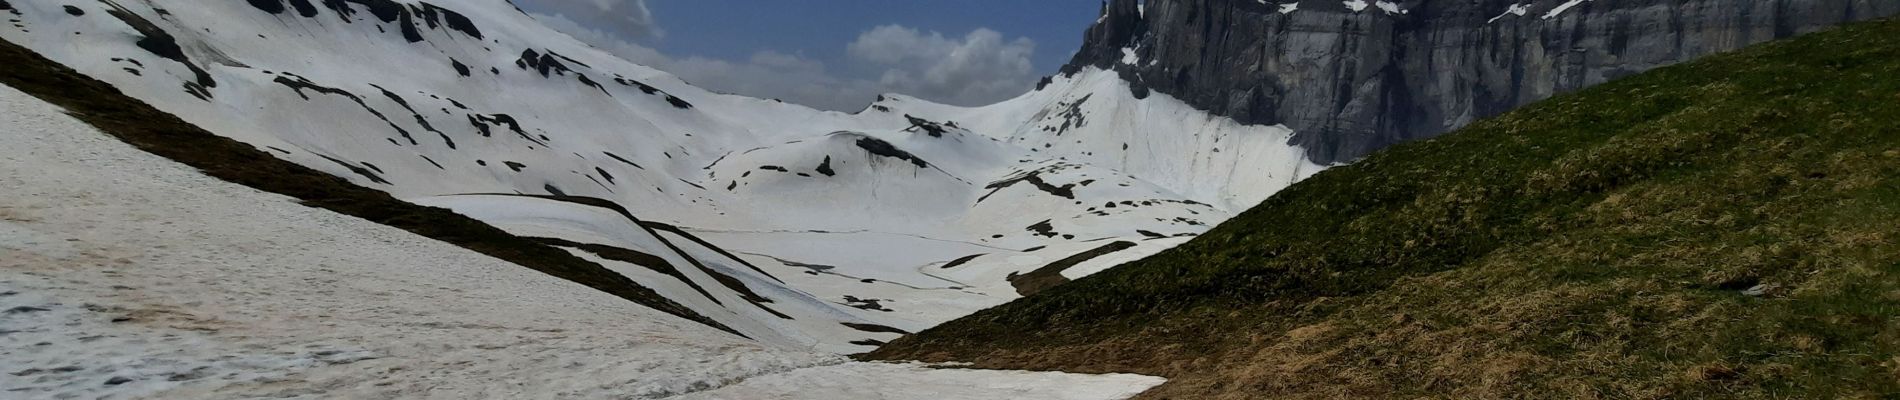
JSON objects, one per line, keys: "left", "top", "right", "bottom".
{"left": 868, "top": 17, "right": 1900, "bottom": 400}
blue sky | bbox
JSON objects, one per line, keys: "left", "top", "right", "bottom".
{"left": 511, "top": 0, "right": 1105, "bottom": 111}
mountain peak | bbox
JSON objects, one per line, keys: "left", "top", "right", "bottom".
{"left": 1058, "top": 0, "right": 1899, "bottom": 164}
{"left": 1064, "top": 0, "right": 1146, "bottom": 75}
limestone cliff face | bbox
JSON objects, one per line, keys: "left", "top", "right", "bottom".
{"left": 1067, "top": 0, "right": 1900, "bottom": 163}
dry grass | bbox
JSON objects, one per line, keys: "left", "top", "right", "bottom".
{"left": 870, "top": 17, "right": 1900, "bottom": 399}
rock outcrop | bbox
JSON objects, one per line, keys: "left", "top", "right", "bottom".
{"left": 1067, "top": 0, "right": 1900, "bottom": 164}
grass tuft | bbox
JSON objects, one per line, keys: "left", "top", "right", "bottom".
{"left": 869, "top": 17, "right": 1900, "bottom": 399}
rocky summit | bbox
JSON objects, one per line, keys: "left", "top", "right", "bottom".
{"left": 1068, "top": 0, "right": 1900, "bottom": 164}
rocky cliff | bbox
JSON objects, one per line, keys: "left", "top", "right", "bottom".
{"left": 1068, "top": 0, "right": 1900, "bottom": 164}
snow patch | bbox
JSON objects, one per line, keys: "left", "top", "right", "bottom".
{"left": 1375, "top": 1, "right": 1407, "bottom": 14}
{"left": 675, "top": 362, "right": 1166, "bottom": 400}
{"left": 0, "top": 0, "right": 1325, "bottom": 355}
{"left": 1543, "top": 0, "right": 1590, "bottom": 19}
{"left": 1489, "top": 3, "right": 1531, "bottom": 23}
{"left": 0, "top": 82, "right": 1165, "bottom": 400}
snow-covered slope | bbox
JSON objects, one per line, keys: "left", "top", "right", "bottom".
{"left": 860, "top": 69, "right": 1326, "bottom": 211}
{"left": 0, "top": 0, "right": 1324, "bottom": 351}
{"left": 0, "top": 83, "right": 1165, "bottom": 399}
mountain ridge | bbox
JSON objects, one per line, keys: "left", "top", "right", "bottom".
{"left": 1067, "top": 0, "right": 1900, "bottom": 164}
{"left": 871, "top": 15, "right": 1900, "bottom": 399}
{"left": 0, "top": 0, "right": 1315, "bottom": 353}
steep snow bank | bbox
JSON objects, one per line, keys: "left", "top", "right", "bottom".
{"left": 0, "top": 85, "right": 1162, "bottom": 398}
{"left": 0, "top": 0, "right": 1322, "bottom": 351}
{"left": 865, "top": 68, "right": 1328, "bottom": 210}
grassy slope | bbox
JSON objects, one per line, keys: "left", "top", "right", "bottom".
{"left": 869, "top": 18, "right": 1900, "bottom": 399}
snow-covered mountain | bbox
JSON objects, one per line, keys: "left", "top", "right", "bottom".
{"left": 0, "top": 82, "right": 1166, "bottom": 399}
{"left": 0, "top": 0, "right": 1322, "bottom": 352}
{"left": 1069, "top": 0, "right": 1900, "bottom": 164}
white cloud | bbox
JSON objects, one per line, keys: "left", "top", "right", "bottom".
{"left": 531, "top": 12, "right": 880, "bottom": 111}
{"left": 521, "top": 0, "right": 662, "bottom": 40}
{"left": 528, "top": 12, "right": 666, "bottom": 65}
{"left": 665, "top": 52, "right": 889, "bottom": 111}
{"left": 848, "top": 25, "right": 1039, "bottom": 106}
{"left": 526, "top": 9, "right": 1039, "bottom": 111}
{"left": 747, "top": 51, "right": 825, "bottom": 75}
